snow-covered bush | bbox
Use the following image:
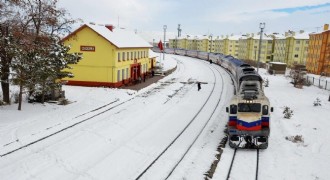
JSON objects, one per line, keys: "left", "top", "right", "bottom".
{"left": 58, "top": 98, "right": 69, "bottom": 105}
{"left": 283, "top": 106, "right": 293, "bottom": 119}
{"left": 313, "top": 98, "right": 321, "bottom": 106}
{"left": 264, "top": 78, "right": 269, "bottom": 87}
{"left": 12, "top": 92, "right": 19, "bottom": 104}
{"left": 304, "top": 79, "right": 312, "bottom": 86}
{"left": 0, "top": 99, "right": 5, "bottom": 106}
{"left": 285, "top": 135, "right": 304, "bottom": 143}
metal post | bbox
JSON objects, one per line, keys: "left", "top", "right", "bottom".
{"left": 325, "top": 80, "right": 327, "bottom": 90}
{"left": 163, "top": 25, "right": 167, "bottom": 60}
{"left": 209, "top": 34, "right": 213, "bottom": 53}
{"left": 257, "top": 23, "right": 265, "bottom": 72}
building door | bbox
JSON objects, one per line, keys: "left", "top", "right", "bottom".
{"left": 151, "top": 59, "right": 154, "bottom": 69}
{"left": 130, "top": 63, "right": 141, "bottom": 80}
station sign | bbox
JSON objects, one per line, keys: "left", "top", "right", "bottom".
{"left": 80, "top": 46, "right": 95, "bottom": 52}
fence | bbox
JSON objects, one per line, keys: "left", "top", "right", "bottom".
{"left": 305, "top": 76, "right": 330, "bottom": 91}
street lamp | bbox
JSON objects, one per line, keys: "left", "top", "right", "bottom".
{"left": 209, "top": 34, "right": 213, "bottom": 53}
{"left": 163, "top": 25, "right": 167, "bottom": 60}
{"left": 257, "top": 22, "right": 265, "bottom": 72}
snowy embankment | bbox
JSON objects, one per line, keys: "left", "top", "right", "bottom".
{"left": 0, "top": 57, "right": 177, "bottom": 155}
{"left": 1, "top": 56, "right": 330, "bottom": 179}
{"left": 214, "top": 69, "right": 330, "bottom": 180}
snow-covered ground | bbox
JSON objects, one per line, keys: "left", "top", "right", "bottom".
{"left": 1, "top": 54, "right": 330, "bottom": 180}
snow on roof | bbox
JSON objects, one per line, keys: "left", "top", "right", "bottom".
{"left": 85, "top": 24, "right": 152, "bottom": 48}
{"left": 273, "top": 33, "right": 286, "bottom": 40}
{"left": 149, "top": 49, "right": 158, "bottom": 58}
{"left": 228, "top": 35, "right": 242, "bottom": 40}
{"left": 293, "top": 32, "right": 310, "bottom": 39}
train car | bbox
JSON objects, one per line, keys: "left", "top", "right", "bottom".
{"left": 237, "top": 66, "right": 263, "bottom": 90}
{"left": 226, "top": 90, "right": 272, "bottom": 149}
{"left": 209, "top": 53, "right": 221, "bottom": 64}
{"left": 175, "top": 49, "right": 187, "bottom": 56}
{"left": 186, "top": 50, "right": 198, "bottom": 58}
{"left": 161, "top": 47, "right": 273, "bottom": 149}
{"left": 197, "top": 51, "right": 209, "bottom": 60}
{"left": 224, "top": 58, "right": 273, "bottom": 149}
{"left": 164, "top": 48, "right": 175, "bottom": 54}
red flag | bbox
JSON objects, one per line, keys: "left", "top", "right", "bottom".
{"left": 158, "top": 40, "right": 164, "bottom": 51}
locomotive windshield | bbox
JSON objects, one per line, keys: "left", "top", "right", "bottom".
{"left": 238, "top": 103, "right": 261, "bottom": 112}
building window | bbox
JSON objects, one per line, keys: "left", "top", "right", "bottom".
{"left": 122, "top": 69, "right": 125, "bottom": 80}
{"left": 117, "top": 70, "right": 121, "bottom": 82}
{"left": 122, "top": 52, "right": 125, "bottom": 61}
{"left": 127, "top": 52, "right": 129, "bottom": 60}
{"left": 294, "top": 54, "right": 299, "bottom": 58}
{"left": 126, "top": 68, "right": 129, "bottom": 78}
{"left": 296, "top": 40, "right": 300, "bottom": 44}
{"left": 118, "top": 52, "right": 121, "bottom": 61}
{"left": 134, "top": 52, "right": 136, "bottom": 59}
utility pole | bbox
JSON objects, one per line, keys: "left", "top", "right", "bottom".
{"left": 177, "top": 24, "right": 181, "bottom": 49}
{"left": 177, "top": 24, "right": 182, "bottom": 37}
{"left": 163, "top": 25, "right": 167, "bottom": 60}
{"left": 257, "top": 23, "right": 265, "bottom": 72}
{"left": 209, "top": 34, "right": 213, "bottom": 53}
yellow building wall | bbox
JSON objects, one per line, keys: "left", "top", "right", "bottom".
{"left": 284, "top": 37, "right": 309, "bottom": 67}
{"left": 63, "top": 27, "right": 115, "bottom": 84}
{"left": 197, "top": 39, "right": 208, "bottom": 52}
{"left": 273, "top": 39, "right": 286, "bottom": 62}
{"left": 63, "top": 26, "right": 150, "bottom": 87}
{"left": 307, "top": 31, "right": 330, "bottom": 75}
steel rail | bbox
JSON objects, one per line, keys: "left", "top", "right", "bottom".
{"left": 135, "top": 61, "right": 220, "bottom": 180}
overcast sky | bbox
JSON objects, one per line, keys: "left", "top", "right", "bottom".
{"left": 59, "top": 0, "right": 330, "bottom": 42}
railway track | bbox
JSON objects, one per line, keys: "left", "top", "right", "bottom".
{"left": 0, "top": 97, "right": 135, "bottom": 157}
{"left": 0, "top": 61, "right": 188, "bottom": 158}
{"left": 135, "top": 62, "right": 226, "bottom": 179}
{"left": 226, "top": 148, "right": 260, "bottom": 180}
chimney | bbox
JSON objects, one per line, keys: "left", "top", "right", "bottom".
{"left": 105, "top": 24, "right": 114, "bottom": 31}
{"left": 324, "top": 24, "right": 329, "bottom": 31}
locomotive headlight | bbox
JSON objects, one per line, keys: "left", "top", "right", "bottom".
{"left": 245, "top": 100, "right": 254, "bottom": 103}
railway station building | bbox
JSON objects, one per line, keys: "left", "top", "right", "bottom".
{"left": 61, "top": 23, "right": 154, "bottom": 87}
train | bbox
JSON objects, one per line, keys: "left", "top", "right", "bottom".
{"left": 156, "top": 48, "right": 273, "bottom": 149}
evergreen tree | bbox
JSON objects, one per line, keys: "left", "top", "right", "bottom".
{"left": 1, "top": 0, "right": 77, "bottom": 110}
{"left": 283, "top": 106, "right": 293, "bottom": 119}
